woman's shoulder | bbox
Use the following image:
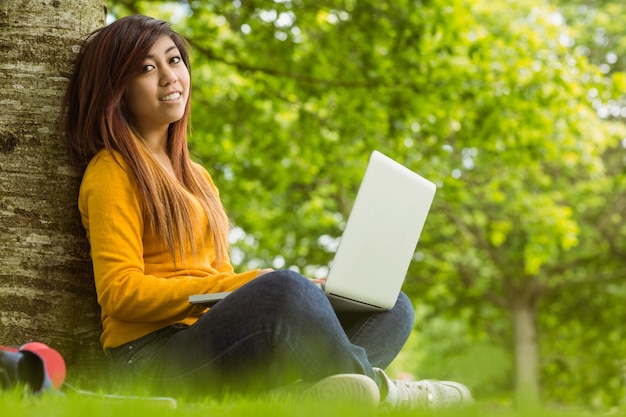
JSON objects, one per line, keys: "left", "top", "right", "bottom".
{"left": 190, "top": 159, "right": 216, "bottom": 182}
{"left": 82, "top": 149, "right": 133, "bottom": 186}
{"left": 86, "top": 149, "right": 128, "bottom": 170}
{"left": 190, "top": 159, "right": 207, "bottom": 173}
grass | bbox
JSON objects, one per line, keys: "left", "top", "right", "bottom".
{"left": 0, "top": 384, "right": 618, "bottom": 417}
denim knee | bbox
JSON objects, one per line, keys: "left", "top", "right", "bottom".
{"left": 395, "top": 291, "right": 415, "bottom": 339}
{"left": 252, "top": 270, "right": 327, "bottom": 312}
{"left": 255, "top": 269, "right": 317, "bottom": 294}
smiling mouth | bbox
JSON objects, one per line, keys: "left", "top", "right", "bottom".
{"left": 159, "top": 92, "right": 182, "bottom": 102}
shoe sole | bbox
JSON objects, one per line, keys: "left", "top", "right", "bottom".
{"left": 305, "top": 374, "right": 380, "bottom": 407}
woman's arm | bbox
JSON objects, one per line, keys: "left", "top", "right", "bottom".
{"left": 79, "top": 152, "right": 259, "bottom": 323}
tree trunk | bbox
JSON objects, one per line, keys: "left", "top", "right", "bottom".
{"left": 512, "top": 300, "right": 541, "bottom": 407}
{"left": 0, "top": 0, "right": 105, "bottom": 378}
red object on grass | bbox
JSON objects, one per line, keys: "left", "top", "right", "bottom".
{"left": 0, "top": 342, "right": 66, "bottom": 392}
{"left": 20, "top": 342, "right": 66, "bottom": 389}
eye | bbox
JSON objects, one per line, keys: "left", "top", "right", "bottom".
{"left": 170, "top": 56, "right": 182, "bottom": 65}
{"left": 141, "top": 64, "right": 155, "bottom": 73}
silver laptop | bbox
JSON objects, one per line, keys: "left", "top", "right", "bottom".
{"left": 189, "top": 150, "right": 436, "bottom": 312}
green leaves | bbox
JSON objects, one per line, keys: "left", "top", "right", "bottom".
{"left": 108, "top": 0, "right": 626, "bottom": 407}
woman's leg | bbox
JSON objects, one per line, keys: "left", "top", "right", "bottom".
{"left": 150, "top": 270, "right": 381, "bottom": 395}
{"left": 337, "top": 292, "right": 414, "bottom": 369}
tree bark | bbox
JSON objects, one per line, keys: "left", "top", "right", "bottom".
{"left": 512, "top": 300, "right": 541, "bottom": 407}
{"left": 0, "top": 0, "right": 105, "bottom": 376}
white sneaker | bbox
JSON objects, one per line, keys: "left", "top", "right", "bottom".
{"left": 305, "top": 374, "right": 380, "bottom": 407}
{"left": 375, "top": 368, "right": 472, "bottom": 409}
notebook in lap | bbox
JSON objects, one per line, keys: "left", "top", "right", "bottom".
{"left": 189, "top": 150, "right": 437, "bottom": 312}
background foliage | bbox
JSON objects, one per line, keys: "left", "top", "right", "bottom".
{"left": 108, "top": 0, "right": 626, "bottom": 409}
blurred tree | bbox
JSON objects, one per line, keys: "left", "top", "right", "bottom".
{"left": 530, "top": 0, "right": 626, "bottom": 407}
{"left": 554, "top": 0, "right": 626, "bottom": 73}
{"left": 108, "top": 0, "right": 626, "bottom": 408}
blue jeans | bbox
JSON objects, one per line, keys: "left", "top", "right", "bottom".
{"left": 107, "top": 270, "right": 414, "bottom": 396}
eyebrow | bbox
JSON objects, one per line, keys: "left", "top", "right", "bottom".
{"left": 145, "top": 45, "right": 179, "bottom": 59}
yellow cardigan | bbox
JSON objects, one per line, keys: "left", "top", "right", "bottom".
{"left": 79, "top": 150, "right": 259, "bottom": 350}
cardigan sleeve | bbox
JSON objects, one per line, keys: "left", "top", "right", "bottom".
{"left": 79, "top": 151, "right": 259, "bottom": 324}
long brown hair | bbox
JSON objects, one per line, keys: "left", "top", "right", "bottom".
{"left": 62, "top": 15, "right": 230, "bottom": 266}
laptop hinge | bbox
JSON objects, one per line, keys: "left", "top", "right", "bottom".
{"left": 327, "top": 293, "right": 384, "bottom": 310}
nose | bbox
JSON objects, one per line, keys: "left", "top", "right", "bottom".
{"left": 160, "top": 69, "right": 178, "bottom": 86}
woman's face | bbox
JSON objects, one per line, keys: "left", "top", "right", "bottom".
{"left": 125, "top": 35, "right": 190, "bottom": 139}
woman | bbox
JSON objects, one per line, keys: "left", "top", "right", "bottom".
{"left": 62, "top": 14, "right": 471, "bottom": 408}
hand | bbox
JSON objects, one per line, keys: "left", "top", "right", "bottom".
{"left": 257, "top": 268, "right": 274, "bottom": 277}
{"left": 309, "top": 277, "right": 327, "bottom": 285}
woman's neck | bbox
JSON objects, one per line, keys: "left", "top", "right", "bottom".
{"left": 141, "top": 128, "right": 176, "bottom": 177}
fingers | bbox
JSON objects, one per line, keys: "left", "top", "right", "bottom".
{"left": 257, "top": 268, "right": 274, "bottom": 277}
